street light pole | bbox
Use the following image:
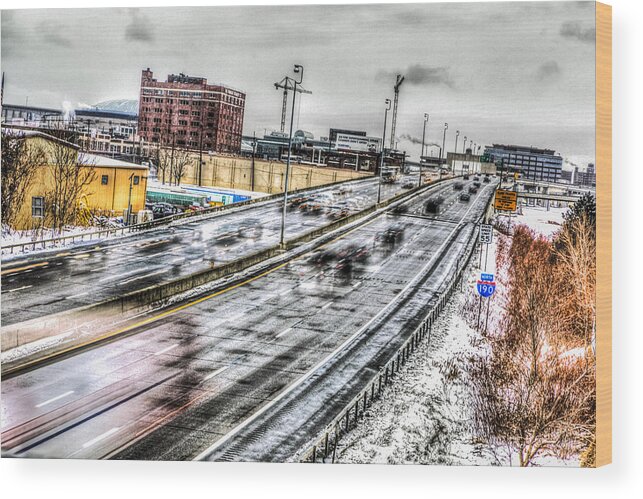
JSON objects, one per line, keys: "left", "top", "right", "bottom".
{"left": 439, "top": 122, "right": 448, "bottom": 179}
{"left": 419, "top": 113, "right": 428, "bottom": 187}
{"left": 377, "top": 98, "right": 392, "bottom": 204}
{"left": 280, "top": 64, "right": 304, "bottom": 248}
{"left": 454, "top": 130, "right": 460, "bottom": 175}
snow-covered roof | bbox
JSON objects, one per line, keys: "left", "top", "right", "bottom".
{"left": 80, "top": 153, "right": 148, "bottom": 170}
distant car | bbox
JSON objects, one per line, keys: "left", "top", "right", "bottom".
{"left": 402, "top": 181, "right": 415, "bottom": 189}
{"left": 238, "top": 218, "right": 262, "bottom": 238}
{"left": 424, "top": 196, "right": 444, "bottom": 214}
{"left": 459, "top": 192, "right": 471, "bottom": 202}
{"left": 473, "top": 176, "right": 480, "bottom": 182}
{"left": 483, "top": 176, "right": 491, "bottom": 183}
{"left": 377, "top": 223, "right": 405, "bottom": 244}
{"left": 473, "top": 181, "right": 481, "bottom": 188}
{"left": 151, "top": 203, "right": 181, "bottom": 220}
{"left": 468, "top": 185, "right": 478, "bottom": 194}
{"left": 308, "top": 249, "right": 337, "bottom": 266}
{"left": 454, "top": 182, "right": 464, "bottom": 191}
{"left": 463, "top": 174, "right": 470, "bottom": 180}
{"left": 390, "top": 203, "right": 409, "bottom": 215}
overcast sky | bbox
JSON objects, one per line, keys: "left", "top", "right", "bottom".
{"left": 1, "top": 1, "right": 596, "bottom": 166}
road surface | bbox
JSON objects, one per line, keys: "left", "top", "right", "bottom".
{"left": 1, "top": 176, "right": 415, "bottom": 326}
{"left": 1, "top": 177, "right": 495, "bottom": 461}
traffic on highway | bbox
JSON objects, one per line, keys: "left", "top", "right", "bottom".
{"left": 1, "top": 175, "right": 498, "bottom": 460}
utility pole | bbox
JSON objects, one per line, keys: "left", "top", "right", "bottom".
{"left": 280, "top": 64, "right": 304, "bottom": 248}
{"left": 389, "top": 75, "right": 405, "bottom": 150}
{"left": 419, "top": 113, "right": 428, "bottom": 187}
{"left": 378, "top": 99, "right": 392, "bottom": 204}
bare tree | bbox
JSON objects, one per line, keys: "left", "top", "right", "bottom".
{"left": 470, "top": 225, "right": 595, "bottom": 466}
{"left": 1, "top": 131, "right": 46, "bottom": 230}
{"left": 172, "top": 148, "right": 193, "bottom": 186}
{"left": 45, "top": 139, "right": 96, "bottom": 232}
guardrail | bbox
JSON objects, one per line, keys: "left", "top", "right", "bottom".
{"left": 0, "top": 175, "right": 373, "bottom": 256}
{"left": 296, "top": 186, "right": 495, "bottom": 464}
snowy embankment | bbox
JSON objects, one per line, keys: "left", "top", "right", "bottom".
{"left": 336, "top": 269, "right": 498, "bottom": 466}
{"left": 336, "top": 203, "right": 576, "bottom": 466}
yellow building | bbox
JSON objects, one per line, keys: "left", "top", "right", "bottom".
{"left": 7, "top": 129, "right": 148, "bottom": 230}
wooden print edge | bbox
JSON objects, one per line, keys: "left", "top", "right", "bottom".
{"left": 595, "top": 0, "right": 612, "bottom": 468}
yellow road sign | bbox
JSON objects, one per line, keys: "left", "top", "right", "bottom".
{"left": 494, "top": 189, "right": 517, "bottom": 211}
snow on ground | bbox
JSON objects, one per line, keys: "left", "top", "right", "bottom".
{"left": 336, "top": 260, "right": 499, "bottom": 466}
{"left": 510, "top": 203, "right": 566, "bottom": 239}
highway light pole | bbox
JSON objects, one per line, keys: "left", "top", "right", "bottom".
{"left": 279, "top": 64, "right": 304, "bottom": 248}
{"left": 419, "top": 113, "right": 428, "bottom": 187}
{"left": 377, "top": 98, "right": 392, "bottom": 204}
{"left": 439, "top": 122, "right": 448, "bottom": 179}
{"left": 454, "top": 130, "right": 460, "bottom": 175}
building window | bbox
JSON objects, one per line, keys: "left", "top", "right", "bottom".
{"left": 133, "top": 176, "right": 140, "bottom": 185}
{"left": 32, "top": 196, "right": 45, "bottom": 218}
{"left": 101, "top": 174, "right": 109, "bottom": 185}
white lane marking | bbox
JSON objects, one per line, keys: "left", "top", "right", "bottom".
{"left": 35, "top": 390, "right": 74, "bottom": 408}
{"left": 98, "top": 269, "right": 141, "bottom": 283}
{"left": 81, "top": 427, "right": 121, "bottom": 449}
{"left": 154, "top": 343, "right": 179, "bottom": 356}
{"left": 352, "top": 281, "right": 362, "bottom": 288}
{"left": 279, "top": 288, "right": 293, "bottom": 297}
{"left": 4, "top": 285, "right": 33, "bottom": 294}
{"left": 275, "top": 327, "right": 292, "bottom": 339}
{"left": 120, "top": 268, "right": 169, "bottom": 285}
{"left": 225, "top": 312, "right": 244, "bottom": 323}
{"left": 90, "top": 266, "right": 108, "bottom": 273}
{"left": 321, "top": 301, "right": 333, "bottom": 310}
{"left": 204, "top": 365, "right": 230, "bottom": 380}
{"left": 66, "top": 292, "right": 89, "bottom": 300}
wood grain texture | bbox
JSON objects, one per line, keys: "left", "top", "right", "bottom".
{"left": 595, "top": 1, "right": 612, "bottom": 468}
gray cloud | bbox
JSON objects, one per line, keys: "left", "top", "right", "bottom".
{"left": 379, "top": 64, "right": 455, "bottom": 88}
{"left": 125, "top": 10, "right": 155, "bottom": 42}
{"left": 536, "top": 60, "right": 561, "bottom": 81}
{"left": 560, "top": 21, "right": 595, "bottom": 43}
{"left": 40, "top": 23, "right": 73, "bottom": 48}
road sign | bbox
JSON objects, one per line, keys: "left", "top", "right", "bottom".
{"left": 494, "top": 189, "right": 517, "bottom": 211}
{"left": 479, "top": 224, "right": 493, "bottom": 244}
{"left": 476, "top": 280, "right": 496, "bottom": 298}
{"left": 481, "top": 273, "right": 494, "bottom": 282}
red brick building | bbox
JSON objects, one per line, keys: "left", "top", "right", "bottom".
{"left": 137, "top": 68, "right": 245, "bottom": 154}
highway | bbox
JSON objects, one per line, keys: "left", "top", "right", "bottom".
{"left": 1, "top": 176, "right": 496, "bottom": 460}
{"left": 0, "top": 176, "right": 417, "bottom": 326}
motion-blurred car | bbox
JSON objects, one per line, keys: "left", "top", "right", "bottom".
{"left": 402, "top": 181, "right": 415, "bottom": 189}
{"left": 468, "top": 185, "right": 478, "bottom": 194}
{"left": 376, "top": 223, "right": 405, "bottom": 244}
{"left": 463, "top": 174, "right": 470, "bottom": 180}
{"left": 459, "top": 192, "right": 471, "bottom": 202}
{"left": 308, "top": 249, "right": 337, "bottom": 266}
{"left": 483, "top": 175, "right": 491, "bottom": 183}
{"left": 454, "top": 182, "right": 464, "bottom": 191}
{"left": 425, "top": 196, "right": 444, "bottom": 214}
{"left": 238, "top": 218, "right": 262, "bottom": 238}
